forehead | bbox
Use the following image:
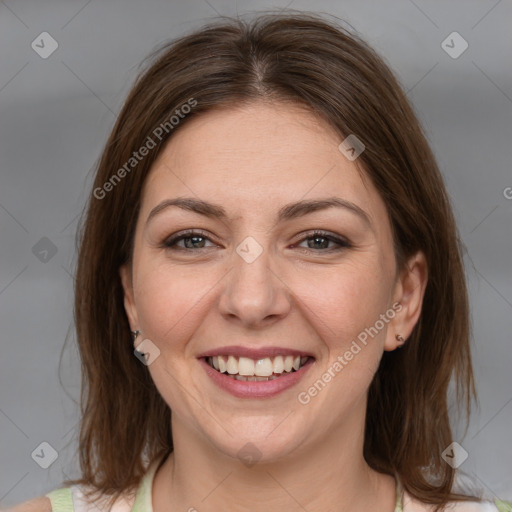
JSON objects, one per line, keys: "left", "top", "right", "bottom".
{"left": 141, "top": 101, "right": 384, "bottom": 224}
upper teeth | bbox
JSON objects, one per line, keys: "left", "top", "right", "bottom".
{"left": 209, "top": 355, "right": 309, "bottom": 376}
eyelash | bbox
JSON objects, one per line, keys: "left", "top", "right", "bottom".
{"left": 162, "top": 229, "right": 351, "bottom": 253}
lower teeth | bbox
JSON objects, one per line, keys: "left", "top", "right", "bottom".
{"left": 216, "top": 370, "right": 295, "bottom": 381}
{"left": 233, "top": 374, "right": 280, "bottom": 381}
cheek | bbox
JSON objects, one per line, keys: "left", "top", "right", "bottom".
{"left": 292, "top": 264, "right": 390, "bottom": 425}
{"left": 302, "top": 259, "right": 391, "bottom": 346}
{"left": 132, "top": 258, "right": 209, "bottom": 349}
{"left": 131, "top": 260, "right": 209, "bottom": 416}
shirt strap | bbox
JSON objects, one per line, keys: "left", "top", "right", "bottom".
{"left": 394, "top": 476, "right": 404, "bottom": 512}
{"left": 495, "top": 498, "right": 512, "bottom": 512}
{"left": 131, "top": 455, "right": 167, "bottom": 512}
{"left": 45, "top": 487, "right": 74, "bottom": 512}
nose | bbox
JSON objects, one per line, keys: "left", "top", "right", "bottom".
{"left": 218, "top": 241, "right": 292, "bottom": 329}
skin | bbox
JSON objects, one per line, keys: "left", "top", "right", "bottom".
{"left": 119, "top": 100, "right": 428, "bottom": 512}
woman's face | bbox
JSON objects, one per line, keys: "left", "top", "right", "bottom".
{"left": 120, "top": 101, "right": 423, "bottom": 463}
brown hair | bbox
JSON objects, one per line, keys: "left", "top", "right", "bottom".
{"left": 66, "top": 12, "right": 476, "bottom": 510}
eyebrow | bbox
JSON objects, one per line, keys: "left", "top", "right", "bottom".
{"left": 146, "top": 196, "right": 372, "bottom": 229}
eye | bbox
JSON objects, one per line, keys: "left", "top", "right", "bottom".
{"left": 162, "top": 229, "right": 351, "bottom": 253}
{"left": 163, "top": 230, "right": 216, "bottom": 250}
{"left": 294, "top": 230, "right": 351, "bottom": 252}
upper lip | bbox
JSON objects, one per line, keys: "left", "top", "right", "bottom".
{"left": 196, "top": 345, "right": 315, "bottom": 360}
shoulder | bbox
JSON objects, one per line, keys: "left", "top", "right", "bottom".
{"left": 443, "top": 500, "right": 512, "bottom": 511}
{"left": 402, "top": 490, "right": 511, "bottom": 512}
{"left": 2, "top": 495, "right": 52, "bottom": 512}
{"left": 2, "top": 486, "right": 136, "bottom": 512}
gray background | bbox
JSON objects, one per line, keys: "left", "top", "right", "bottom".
{"left": 1, "top": 0, "right": 511, "bottom": 507}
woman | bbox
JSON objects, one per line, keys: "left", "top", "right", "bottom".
{"left": 10, "top": 12, "right": 511, "bottom": 512}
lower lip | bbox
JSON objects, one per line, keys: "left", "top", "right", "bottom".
{"left": 199, "top": 357, "right": 314, "bottom": 399}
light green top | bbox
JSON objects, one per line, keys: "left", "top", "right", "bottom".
{"left": 45, "top": 460, "right": 512, "bottom": 512}
{"left": 45, "top": 455, "right": 163, "bottom": 512}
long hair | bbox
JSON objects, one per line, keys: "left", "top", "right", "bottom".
{"left": 66, "top": 12, "right": 476, "bottom": 510}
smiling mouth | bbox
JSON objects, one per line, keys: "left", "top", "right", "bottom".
{"left": 204, "top": 355, "right": 313, "bottom": 381}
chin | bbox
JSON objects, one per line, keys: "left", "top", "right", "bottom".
{"left": 204, "top": 419, "right": 306, "bottom": 466}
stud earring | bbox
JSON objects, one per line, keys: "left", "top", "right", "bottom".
{"left": 396, "top": 334, "right": 405, "bottom": 347}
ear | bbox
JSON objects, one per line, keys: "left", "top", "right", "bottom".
{"left": 119, "top": 262, "right": 139, "bottom": 333}
{"left": 384, "top": 250, "right": 428, "bottom": 351}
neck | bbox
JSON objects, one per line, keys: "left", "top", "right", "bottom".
{"left": 153, "top": 403, "right": 396, "bottom": 512}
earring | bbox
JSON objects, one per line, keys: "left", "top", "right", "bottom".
{"left": 396, "top": 334, "right": 405, "bottom": 347}
{"left": 131, "top": 330, "right": 140, "bottom": 342}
